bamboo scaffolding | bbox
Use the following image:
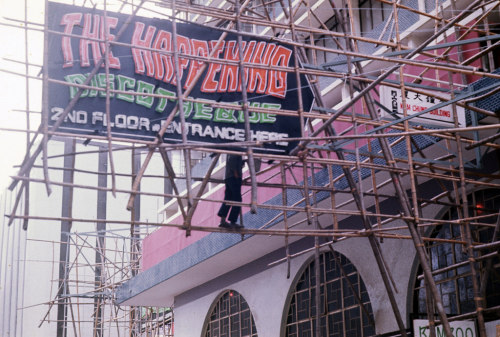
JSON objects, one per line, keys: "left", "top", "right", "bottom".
{"left": 2, "top": 0, "right": 500, "bottom": 336}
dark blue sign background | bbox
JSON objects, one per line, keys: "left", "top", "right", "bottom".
{"left": 47, "top": 2, "right": 314, "bottom": 154}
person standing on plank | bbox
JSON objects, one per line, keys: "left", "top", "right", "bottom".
{"left": 218, "top": 154, "right": 245, "bottom": 229}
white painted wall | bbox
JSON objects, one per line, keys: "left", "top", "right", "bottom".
{"left": 171, "top": 204, "right": 448, "bottom": 336}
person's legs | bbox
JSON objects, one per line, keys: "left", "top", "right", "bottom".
{"left": 218, "top": 179, "right": 235, "bottom": 225}
{"left": 227, "top": 178, "right": 242, "bottom": 224}
{"left": 217, "top": 201, "right": 230, "bottom": 220}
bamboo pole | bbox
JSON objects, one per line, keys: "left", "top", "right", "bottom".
{"left": 103, "top": 0, "right": 117, "bottom": 198}
{"left": 235, "top": 0, "right": 258, "bottom": 214}
{"left": 126, "top": 0, "right": 253, "bottom": 211}
{"left": 8, "top": 0, "right": 149, "bottom": 192}
{"left": 3, "top": 0, "right": 500, "bottom": 335}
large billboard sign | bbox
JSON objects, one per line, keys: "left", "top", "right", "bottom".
{"left": 379, "top": 86, "right": 465, "bottom": 128}
{"left": 47, "top": 2, "right": 314, "bottom": 154}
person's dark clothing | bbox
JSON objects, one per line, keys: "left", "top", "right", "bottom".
{"left": 225, "top": 154, "right": 243, "bottom": 179}
{"left": 218, "top": 155, "right": 244, "bottom": 224}
{"left": 217, "top": 176, "right": 242, "bottom": 223}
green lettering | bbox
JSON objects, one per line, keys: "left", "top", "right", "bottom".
{"left": 182, "top": 100, "right": 193, "bottom": 118}
{"left": 214, "top": 106, "right": 237, "bottom": 123}
{"left": 86, "top": 73, "right": 99, "bottom": 97}
{"left": 249, "top": 102, "right": 261, "bottom": 123}
{"left": 237, "top": 102, "right": 261, "bottom": 123}
{"left": 155, "top": 88, "right": 175, "bottom": 113}
{"left": 65, "top": 74, "right": 88, "bottom": 99}
{"left": 193, "top": 101, "right": 213, "bottom": 120}
{"left": 136, "top": 80, "right": 155, "bottom": 108}
{"left": 261, "top": 103, "right": 280, "bottom": 123}
{"left": 116, "top": 75, "right": 136, "bottom": 103}
{"left": 173, "top": 99, "right": 194, "bottom": 118}
{"left": 237, "top": 107, "right": 245, "bottom": 123}
{"left": 419, "top": 327, "right": 428, "bottom": 337}
{"left": 97, "top": 73, "right": 115, "bottom": 98}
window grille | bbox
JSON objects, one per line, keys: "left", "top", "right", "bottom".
{"left": 204, "top": 290, "right": 258, "bottom": 337}
{"left": 285, "top": 251, "right": 375, "bottom": 337}
{"left": 413, "top": 189, "right": 500, "bottom": 320}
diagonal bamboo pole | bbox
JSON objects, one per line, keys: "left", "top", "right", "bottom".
{"left": 9, "top": 0, "right": 148, "bottom": 192}
{"left": 184, "top": 154, "right": 221, "bottom": 226}
{"left": 170, "top": 0, "right": 194, "bottom": 221}
{"left": 126, "top": 0, "right": 253, "bottom": 212}
{"left": 292, "top": 0, "right": 487, "bottom": 154}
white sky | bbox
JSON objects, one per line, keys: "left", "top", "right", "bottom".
{"left": 0, "top": 0, "right": 162, "bottom": 192}
{"left": 0, "top": 0, "right": 44, "bottom": 191}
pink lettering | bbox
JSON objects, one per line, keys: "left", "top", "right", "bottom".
{"left": 131, "top": 22, "right": 156, "bottom": 77}
{"left": 267, "top": 45, "right": 291, "bottom": 98}
{"left": 99, "top": 16, "right": 120, "bottom": 69}
{"left": 60, "top": 13, "right": 82, "bottom": 68}
{"left": 152, "top": 30, "right": 174, "bottom": 82}
{"left": 171, "top": 35, "right": 191, "bottom": 85}
{"left": 201, "top": 41, "right": 225, "bottom": 93}
{"left": 247, "top": 42, "right": 274, "bottom": 94}
{"left": 79, "top": 14, "right": 102, "bottom": 67}
{"left": 218, "top": 40, "right": 243, "bottom": 93}
{"left": 184, "top": 39, "right": 209, "bottom": 89}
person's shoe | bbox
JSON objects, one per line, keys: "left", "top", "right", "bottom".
{"left": 230, "top": 222, "right": 244, "bottom": 229}
{"left": 219, "top": 220, "right": 230, "bottom": 228}
{"left": 219, "top": 220, "right": 231, "bottom": 228}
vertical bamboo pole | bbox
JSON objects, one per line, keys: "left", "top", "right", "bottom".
{"left": 10, "top": 0, "right": 148, "bottom": 192}
{"left": 126, "top": 0, "right": 253, "bottom": 211}
{"left": 448, "top": 67, "right": 488, "bottom": 337}
{"left": 280, "top": 164, "right": 291, "bottom": 278}
{"left": 103, "top": 0, "right": 117, "bottom": 197}
{"left": 235, "top": 0, "right": 258, "bottom": 214}
{"left": 307, "top": 159, "right": 324, "bottom": 336}
{"left": 170, "top": 0, "right": 194, "bottom": 224}
{"left": 56, "top": 139, "right": 75, "bottom": 337}
{"left": 42, "top": 0, "right": 52, "bottom": 196}
{"left": 22, "top": 0, "right": 31, "bottom": 231}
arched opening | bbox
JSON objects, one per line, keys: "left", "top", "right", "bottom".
{"left": 283, "top": 250, "right": 375, "bottom": 337}
{"left": 202, "top": 289, "right": 257, "bottom": 337}
{"left": 412, "top": 189, "right": 500, "bottom": 322}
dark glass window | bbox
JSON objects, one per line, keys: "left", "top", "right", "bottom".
{"left": 306, "top": 12, "right": 350, "bottom": 66}
{"left": 358, "top": 0, "right": 391, "bottom": 35}
{"left": 479, "top": 25, "right": 500, "bottom": 72}
{"left": 285, "top": 251, "right": 375, "bottom": 337}
{"left": 413, "top": 189, "right": 500, "bottom": 322}
{"left": 204, "top": 290, "right": 257, "bottom": 337}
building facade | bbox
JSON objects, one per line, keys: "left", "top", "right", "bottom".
{"left": 117, "top": 0, "right": 500, "bottom": 336}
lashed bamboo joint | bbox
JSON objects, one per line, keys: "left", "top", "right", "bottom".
{"left": 1, "top": 0, "right": 499, "bottom": 336}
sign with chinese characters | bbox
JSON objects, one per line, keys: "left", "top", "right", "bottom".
{"left": 379, "top": 86, "right": 466, "bottom": 128}
{"left": 413, "top": 319, "right": 476, "bottom": 337}
{"left": 46, "top": 2, "right": 314, "bottom": 154}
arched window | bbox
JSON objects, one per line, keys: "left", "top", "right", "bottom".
{"left": 413, "top": 189, "right": 500, "bottom": 321}
{"left": 203, "top": 290, "right": 257, "bottom": 337}
{"left": 284, "top": 250, "right": 375, "bottom": 337}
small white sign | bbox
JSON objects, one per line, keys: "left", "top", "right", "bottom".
{"left": 485, "top": 319, "right": 500, "bottom": 337}
{"left": 379, "top": 86, "right": 466, "bottom": 128}
{"left": 413, "top": 319, "right": 476, "bottom": 337}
